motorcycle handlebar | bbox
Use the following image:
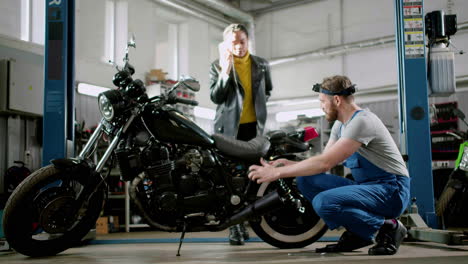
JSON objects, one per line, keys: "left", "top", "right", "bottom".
{"left": 174, "top": 97, "right": 199, "bottom": 106}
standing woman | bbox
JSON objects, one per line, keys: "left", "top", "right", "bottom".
{"left": 209, "top": 23, "right": 273, "bottom": 245}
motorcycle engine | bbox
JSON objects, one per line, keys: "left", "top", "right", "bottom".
{"left": 138, "top": 144, "right": 221, "bottom": 224}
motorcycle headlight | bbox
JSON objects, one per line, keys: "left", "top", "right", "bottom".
{"left": 98, "top": 90, "right": 124, "bottom": 121}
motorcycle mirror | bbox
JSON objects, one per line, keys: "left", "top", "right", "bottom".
{"left": 123, "top": 34, "right": 136, "bottom": 65}
{"left": 179, "top": 76, "right": 200, "bottom": 92}
{"left": 127, "top": 34, "right": 136, "bottom": 49}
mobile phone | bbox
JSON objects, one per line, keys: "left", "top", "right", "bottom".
{"left": 218, "top": 41, "right": 232, "bottom": 56}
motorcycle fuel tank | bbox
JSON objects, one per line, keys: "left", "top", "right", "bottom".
{"left": 143, "top": 107, "right": 214, "bottom": 147}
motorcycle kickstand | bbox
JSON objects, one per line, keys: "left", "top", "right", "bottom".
{"left": 176, "top": 222, "right": 187, "bottom": 256}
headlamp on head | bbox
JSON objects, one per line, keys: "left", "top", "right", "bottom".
{"left": 312, "top": 83, "right": 356, "bottom": 96}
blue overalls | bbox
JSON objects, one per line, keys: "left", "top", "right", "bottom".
{"left": 296, "top": 112, "right": 410, "bottom": 241}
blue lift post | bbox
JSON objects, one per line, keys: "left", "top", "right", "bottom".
{"left": 42, "top": 0, "right": 75, "bottom": 166}
{"left": 395, "top": 0, "right": 437, "bottom": 228}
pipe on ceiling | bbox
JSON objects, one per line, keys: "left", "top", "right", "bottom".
{"left": 152, "top": 0, "right": 256, "bottom": 51}
{"left": 152, "top": 0, "right": 231, "bottom": 28}
{"left": 250, "top": 0, "right": 323, "bottom": 16}
{"left": 192, "top": 0, "right": 256, "bottom": 52}
{"left": 270, "top": 21, "right": 468, "bottom": 67}
{"left": 193, "top": 0, "right": 254, "bottom": 24}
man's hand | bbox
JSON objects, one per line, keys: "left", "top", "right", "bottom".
{"left": 248, "top": 158, "right": 281, "bottom": 184}
{"left": 218, "top": 41, "right": 233, "bottom": 75}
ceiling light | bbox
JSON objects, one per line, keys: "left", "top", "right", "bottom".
{"left": 77, "top": 82, "right": 111, "bottom": 97}
{"left": 276, "top": 108, "right": 325, "bottom": 123}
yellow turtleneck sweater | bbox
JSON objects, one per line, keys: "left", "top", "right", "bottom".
{"left": 234, "top": 51, "right": 256, "bottom": 124}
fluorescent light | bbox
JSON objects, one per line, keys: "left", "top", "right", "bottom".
{"left": 77, "top": 83, "right": 111, "bottom": 97}
{"left": 267, "top": 97, "right": 319, "bottom": 107}
{"left": 282, "top": 98, "right": 319, "bottom": 106}
{"left": 276, "top": 108, "right": 325, "bottom": 123}
{"left": 194, "top": 106, "right": 216, "bottom": 120}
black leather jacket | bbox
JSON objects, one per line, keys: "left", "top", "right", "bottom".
{"left": 209, "top": 55, "right": 273, "bottom": 138}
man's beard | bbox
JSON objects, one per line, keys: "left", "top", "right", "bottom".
{"left": 325, "top": 105, "right": 338, "bottom": 122}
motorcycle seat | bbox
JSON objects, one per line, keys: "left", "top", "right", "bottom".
{"left": 212, "top": 134, "right": 271, "bottom": 161}
{"left": 267, "top": 130, "right": 286, "bottom": 140}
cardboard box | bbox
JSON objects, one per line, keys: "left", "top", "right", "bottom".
{"left": 148, "top": 69, "right": 167, "bottom": 81}
{"left": 96, "top": 216, "right": 109, "bottom": 235}
{"left": 109, "top": 215, "right": 120, "bottom": 233}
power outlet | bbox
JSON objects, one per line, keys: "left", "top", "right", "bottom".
{"left": 24, "top": 150, "right": 31, "bottom": 167}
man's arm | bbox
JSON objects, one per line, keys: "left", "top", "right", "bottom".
{"left": 248, "top": 137, "right": 362, "bottom": 183}
{"left": 323, "top": 138, "right": 336, "bottom": 152}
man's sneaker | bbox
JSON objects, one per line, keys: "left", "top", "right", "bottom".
{"left": 368, "top": 220, "right": 407, "bottom": 255}
{"left": 229, "top": 225, "right": 245, "bottom": 245}
{"left": 239, "top": 223, "right": 250, "bottom": 240}
{"left": 316, "top": 231, "right": 373, "bottom": 253}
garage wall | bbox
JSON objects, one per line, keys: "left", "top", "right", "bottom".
{"left": 254, "top": 0, "right": 468, "bottom": 140}
{"left": 1, "top": 0, "right": 468, "bottom": 182}
{"left": 75, "top": 0, "right": 223, "bottom": 127}
{"left": 255, "top": 0, "right": 468, "bottom": 102}
{"left": 0, "top": 37, "right": 45, "bottom": 192}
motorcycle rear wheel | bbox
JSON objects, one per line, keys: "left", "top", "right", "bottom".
{"left": 435, "top": 185, "right": 457, "bottom": 216}
{"left": 2, "top": 165, "right": 105, "bottom": 257}
{"left": 249, "top": 180, "right": 327, "bottom": 249}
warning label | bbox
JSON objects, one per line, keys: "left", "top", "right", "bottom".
{"left": 404, "top": 5, "right": 422, "bottom": 16}
{"left": 403, "top": 1, "right": 424, "bottom": 58}
{"left": 404, "top": 18, "right": 424, "bottom": 30}
{"left": 404, "top": 31, "right": 424, "bottom": 42}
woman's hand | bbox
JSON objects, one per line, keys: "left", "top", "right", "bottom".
{"left": 218, "top": 41, "right": 233, "bottom": 75}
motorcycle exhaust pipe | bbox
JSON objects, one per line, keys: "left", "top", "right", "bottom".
{"left": 129, "top": 174, "right": 177, "bottom": 232}
{"left": 216, "top": 190, "right": 284, "bottom": 230}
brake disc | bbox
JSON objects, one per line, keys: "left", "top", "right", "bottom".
{"left": 39, "top": 195, "right": 76, "bottom": 233}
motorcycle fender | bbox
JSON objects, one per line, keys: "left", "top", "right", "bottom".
{"left": 51, "top": 158, "right": 88, "bottom": 169}
{"left": 51, "top": 158, "right": 97, "bottom": 185}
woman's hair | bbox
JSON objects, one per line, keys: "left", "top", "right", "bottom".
{"left": 223, "top": 24, "right": 249, "bottom": 40}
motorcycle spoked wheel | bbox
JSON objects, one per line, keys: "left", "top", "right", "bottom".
{"left": 2, "top": 165, "right": 105, "bottom": 257}
{"left": 249, "top": 180, "right": 327, "bottom": 249}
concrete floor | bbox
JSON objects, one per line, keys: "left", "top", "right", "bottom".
{"left": 1, "top": 229, "right": 468, "bottom": 264}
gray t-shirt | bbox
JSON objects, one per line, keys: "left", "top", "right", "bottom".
{"left": 330, "top": 110, "right": 409, "bottom": 177}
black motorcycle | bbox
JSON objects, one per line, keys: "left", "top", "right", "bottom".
{"left": 2, "top": 38, "right": 327, "bottom": 257}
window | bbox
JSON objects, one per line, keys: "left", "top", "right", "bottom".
{"left": 31, "top": 0, "right": 45, "bottom": 44}
{"left": 0, "top": 1, "right": 22, "bottom": 40}
{"left": 21, "top": 0, "right": 45, "bottom": 44}
{"left": 104, "top": 0, "right": 128, "bottom": 65}
{"left": 0, "top": 0, "right": 45, "bottom": 44}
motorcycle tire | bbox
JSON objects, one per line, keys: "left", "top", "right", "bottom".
{"left": 435, "top": 185, "right": 456, "bottom": 216}
{"left": 2, "top": 165, "right": 105, "bottom": 257}
{"left": 249, "top": 181, "right": 327, "bottom": 249}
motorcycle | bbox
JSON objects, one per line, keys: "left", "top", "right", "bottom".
{"left": 435, "top": 108, "right": 468, "bottom": 225}
{"left": 2, "top": 38, "right": 327, "bottom": 257}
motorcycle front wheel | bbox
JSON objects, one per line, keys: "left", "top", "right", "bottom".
{"left": 249, "top": 180, "right": 327, "bottom": 249}
{"left": 2, "top": 165, "right": 105, "bottom": 257}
